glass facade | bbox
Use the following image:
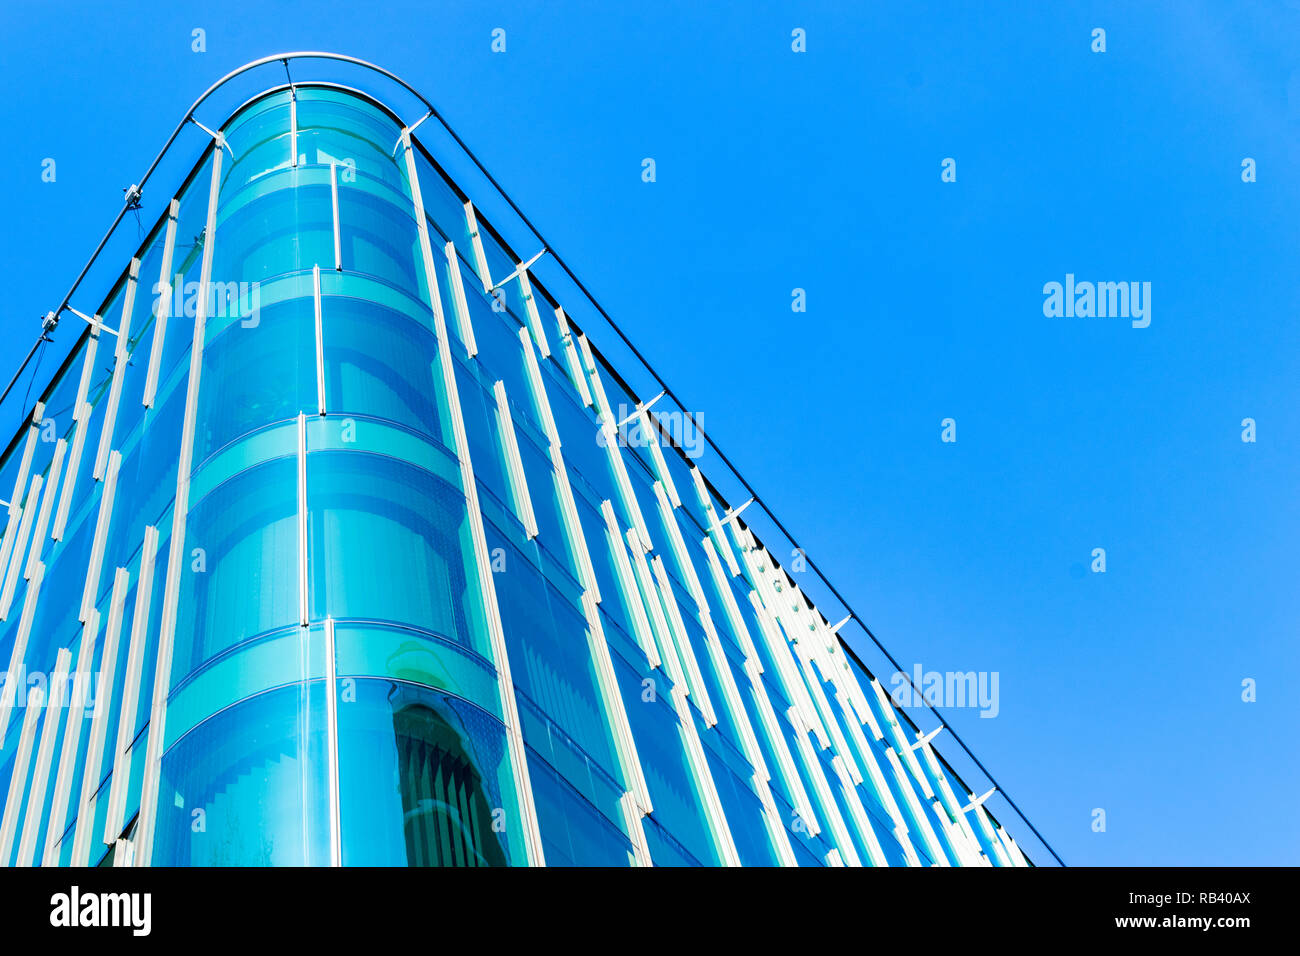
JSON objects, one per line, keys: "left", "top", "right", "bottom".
{"left": 0, "top": 76, "right": 1029, "bottom": 868}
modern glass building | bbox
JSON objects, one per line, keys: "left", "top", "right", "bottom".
{"left": 0, "top": 55, "right": 1033, "bottom": 867}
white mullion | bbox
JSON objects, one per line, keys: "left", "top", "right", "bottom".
{"left": 4, "top": 403, "right": 43, "bottom": 523}
{"left": 917, "top": 732, "right": 984, "bottom": 864}
{"left": 25, "top": 439, "right": 66, "bottom": 577}
{"left": 741, "top": 655, "right": 819, "bottom": 839}
{"left": 553, "top": 307, "right": 591, "bottom": 408}
{"left": 651, "top": 555, "right": 716, "bottom": 725}
{"left": 971, "top": 801, "right": 1014, "bottom": 867}
{"left": 999, "top": 828, "right": 1031, "bottom": 867}
{"left": 0, "top": 477, "right": 42, "bottom": 630}
{"left": 791, "top": 635, "right": 862, "bottom": 784}
{"left": 404, "top": 130, "right": 544, "bottom": 866}
{"left": 690, "top": 466, "right": 741, "bottom": 577}
{"left": 849, "top": 682, "right": 886, "bottom": 741}
{"left": 313, "top": 269, "right": 326, "bottom": 416}
{"left": 580, "top": 591, "right": 652, "bottom": 815}
{"left": 698, "top": 607, "right": 797, "bottom": 866}
{"left": 70, "top": 567, "right": 129, "bottom": 867}
{"left": 837, "top": 689, "right": 920, "bottom": 865}
{"left": 651, "top": 482, "right": 705, "bottom": 613}
{"left": 135, "top": 142, "right": 224, "bottom": 867}
{"left": 631, "top": 403, "right": 681, "bottom": 512}
{"left": 934, "top": 802, "right": 986, "bottom": 867}
{"left": 882, "top": 743, "right": 948, "bottom": 865}
{"left": 699, "top": 536, "right": 764, "bottom": 668}
{"left": 142, "top": 199, "right": 180, "bottom": 409}
{"left": 516, "top": 268, "right": 551, "bottom": 358}
{"left": 830, "top": 752, "right": 890, "bottom": 866}
{"left": 786, "top": 705, "right": 862, "bottom": 866}
{"left": 669, "top": 682, "right": 741, "bottom": 867}
{"left": 517, "top": 326, "right": 559, "bottom": 452}
{"left": 699, "top": 535, "right": 818, "bottom": 836}
{"left": 750, "top": 558, "right": 828, "bottom": 746}
{"left": 444, "top": 241, "right": 479, "bottom": 358}
{"left": 626, "top": 530, "right": 683, "bottom": 685}
{"left": 90, "top": 259, "right": 140, "bottom": 485}
{"left": 0, "top": 408, "right": 41, "bottom": 602}
{"left": 76, "top": 451, "right": 121, "bottom": 624}
{"left": 617, "top": 791, "right": 653, "bottom": 867}
{"left": 42, "top": 608, "right": 102, "bottom": 865}
{"left": 746, "top": 580, "right": 826, "bottom": 749}
{"left": 870, "top": 677, "right": 937, "bottom": 800}
{"left": 549, "top": 441, "right": 599, "bottom": 600}
{"left": 493, "top": 381, "right": 538, "bottom": 538}
{"left": 511, "top": 322, "right": 653, "bottom": 829}
{"left": 0, "top": 684, "right": 45, "bottom": 865}
{"left": 593, "top": 399, "right": 653, "bottom": 552}
{"left": 463, "top": 201, "right": 492, "bottom": 292}
{"left": 289, "top": 86, "right": 298, "bottom": 167}
{"left": 297, "top": 413, "right": 310, "bottom": 626}
{"left": 15, "top": 646, "right": 71, "bottom": 866}
{"left": 53, "top": 319, "right": 102, "bottom": 536}
{"left": 330, "top": 161, "right": 342, "bottom": 270}
{"left": 324, "top": 617, "right": 341, "bottom": 866}
{"left": 103, "top": 525, "right": 159, "bottom": 843}
{"left": 599, "top": 500, "right": 660, "bottom": 669}
{"left": 1, "top": 558, "right": 47, "bottom": 730}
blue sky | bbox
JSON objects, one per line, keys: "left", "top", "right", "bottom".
{"left": 1, "top": 1, "right": 1296, "bottom": 865}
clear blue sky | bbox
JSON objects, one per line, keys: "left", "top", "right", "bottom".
{"left": 1, "top": 1, "right": 1296, "bottom": 866}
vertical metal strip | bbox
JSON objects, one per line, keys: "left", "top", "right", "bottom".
{"left": 830, "top": 751, "right": 890, "bottom": 866}
{"left": 785, "top": 705, "right": 862, "bottom": 866}
{"left": 504, "top": 324, "right": 653, "bottom": 842}
{"left": 0, "top": 556, "right": 47, "bottom": 738}
{"left": 552, "top": 307, "right": 592, "bottom": 408}
{"left": 15, "top": 646, "right": 71, "bottom": 866}
{"left": 0, "top": 685, "right": 45, "bottom": 866}
{"left": 103, "top": 525, "right": 159, "bottom": 843}
{"left": 445, "top": 241, "right": 478, "bottom": 357}
{"left": 599, "top": 501, "right": 660, "bottom": 669}
{"left": 324, "top": 617, "right": 341, "bottom": 866}
{"left": 837, "top": 689, "right": 921, "bottom": 865}
{"left": 289, "top": 87, "right": 298, "bottom": 167}
{"left": 669, "top": 682, "right": 741, "bottom": 866}
{"left": 134, "top": 142, "right": 224, "bottom": 867}
{"left": 463, "top": 201, "right": 492, "bottom": 292}
{"left": 882, "top": 742, "right": 948, "bottom": 865}
{"left": 492, "top": 380, "right": 538, "bottom": 538}
{"left": 402, "top": 129, "right": 545, "bottom": 866}
{"left": 650, "top": 554, "right": 716, "bottom": 724}
{"left": 77, "top": 451, "right": 122, "bottom": 624}
{"left": 88, "top": 258, "right": 140, "bottom": 486}
{"left": 142, "top": 199, "right": 180, "bottom": 409}
{"left": 70, "top": 567, "right": 129, "bottom": 867}
{"left": 297, "top": 413, "right": 309, "bottom": 624}
{"left": 53, "top": 312, "right": 105, "bottom": 536}
{"left": 25, "top": 439, "right": 66, "bottom": 577}
{"left": 0, "top": 521, "right": 46, "bottom": 752}
{"left": 312, "top": 271, "right": 326, "bottom": 416}
{"left": 330, "top": 162, "right": 342, "bottom": 270}
{"left": 0, "top": 473, "right": 41, "bottom": 621}
{"left": 4, "top": 403, "right": 43, "bottom": 521}
{"left": 916, "top": 732, "right": 985, "bottom": 864}
{"left": 580, "top": 591, "right": 652, "bottom": 815}
{"left": 516, "top": 269, "right": 551, "bottom": 358}
{"left": 42, "top": 609, "right": 102, "bottom": 866}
